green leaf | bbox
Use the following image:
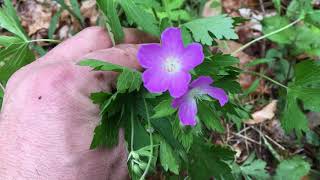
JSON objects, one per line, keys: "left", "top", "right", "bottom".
{"left": 0, "top": 88, "right": 3, "bottom": 109}
{"left": 150, "top": 118, "right": 185, "bottom": 152}
{"left": 293, "top": 26, "right": 320, "bottom": 56}
{"left": 195, "top": 54, "right": 240, "bottom": 82}
{"left": 305, "top": 10, "right": 320, "bottom": 28}
{"left": 211, "top": 54, "right": 240, "bottom": 67}
{"left": 97, "top": 0, "right": 124, "bottom": 43}
{"left": 215, "top": 79, "right": 242, "bottom": 94}
{"left": 0, "top": 36, "right": 22, "bottom": 47}
{"left": 70, "top": 0, "right": 84, "bottom": 24}
{"left": 118, "top": 0, "right": 160, "bottom": 36}
{"left": 262, "top": 15, "right": 296, "bottom": 44}
{"left": 166, "top": 0, "right": 185, "bottom": 10}
{"left": 160, "top": 139, "right": 180, "bottom": 174}
{"left": 293, "top": 60, "right": 320, "bottom": 86}
{"left": 189, "top": 138, "right": 235, "bottom": 180}
{"left": 273, "top": 0, "right": 281, "bottom": 14}
{"left": 151, "top": 98, "right": 176, "bottom": 119}
{"left": 286, "top": 0, "right": 312, "bottom": 19}
{"left": 0, "top": 0, "right": 27, "bottom": 40}
{"left": 305, "top": 130, "right": 320, "bottom": 146}
{"left": 116, "top": 69, "right": 142, "bottom": 93}
{"left": 197, "top": 101, "right": 224, "bottom": 133}
{"left": 78, "top": 59, "right": 124, "bottom": 72}
{"left": 0, "top": 42, "right": 35, "bottom": 82}
{"left": 90, "top": 92, "right": 112, "bottom": 105}
{"left": 183, "top": 15, "right": 238, "bottom": 45}
{"left": 48, "top": 9, "right": 62, "bottom": 39}
{"left": 274, "top": 156, "right": 310, "bottom": 180}
{"left": 240, "top": 155, "right": 269, "bottom": 180}
{"left": 245, "top": 58, "right": 275, "bottom": 67}
{"left": 291, "top": 86, "right": 320, "bottom": 112}
{"left": 221, "top": 102, "right": 250, "bottom": 129}
{"left": 281, "top": 91, "right": 309, "bottom": 134}
{"left": 90, "top": 115, "right": 119, "bottom": 149}
{"left": 171, "top": 116, "right": 194, "bottom": 151}
{"left": 54, "top": 0, "right": 84, "bottom": 25}
{"left": 90, "top": 93, "right": 131, "bottom": 148}
{"left": 243, "top": 79, "right": 260, "bottom": 96}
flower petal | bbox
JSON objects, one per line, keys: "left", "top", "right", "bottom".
{"left": 190, "top": 76, "right": 213, "bottom": 88}
{"left": 137, "top": 43, "right": 164, "bottom": 68}
{"left": 161, "top": 27, "right": 184, "bottom": 53}
{"left": 178, "top": 98, "right": 197, "bottom": 126}
{"left": 172, "top": 94, "right": 187, "bottom": 108}
{"left": 203, "top": 86, "right": 228, "bottom": 106}
{"left": 142, "top": 68, "right": 169, "bottom": 93}
{"left": 168, "top": 72, "right": 191, "bottom": 98}
{"left": 181, "top": 43, "right": 204, "bottom": 70}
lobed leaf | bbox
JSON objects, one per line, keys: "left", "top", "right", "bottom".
{"left": 78, "top": 59, "right": 124, "bottom": 72}
{"left": 97, "top": 0, "right": 124, "bottom": 43}
{"left": 118, "top": 0, "right": 160, "bottom": 36}
{"left": 151, "top": 98, "right": 176, "bottom": 119}
{"left": 274, "top": 156, "right": 310, "bottom": 180}
{"left": 116, "top": 69, "right": 142, "bottom": 93}
{"left": 160, "top": 139, "right": 180, "bottom": 174}
{"left": 189, "top": 138, "right": 235, "bottom": 180}
{"left": 183, "top": 15, "right": 238, "bottom": 45}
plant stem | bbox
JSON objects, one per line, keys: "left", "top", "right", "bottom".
{"left": 232, "top": 17, "right": 303, "bottom": 55}
{"left": 0, "top": 82, "right": 5, "bottom": 93}
{"left": 243, "top": 71, "right": 288, "bottom": 89}
{"left": 130, "top": 107, "right": 134, "bottom": 152}
{"left": 140, "top": 98, "right": 153, "bottom": 180}
{"left": 28, "top": 39, "right": 61, "bottom": 43}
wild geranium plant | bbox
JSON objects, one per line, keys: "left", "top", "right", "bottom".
{"left": 79, "top": 25, "right": 239, "bottom": 179}
{"left": 0, "top": 0, "right": 318, "bottom": 179}
{"left": 78, "top": 2, "right": 244, "bottom": 176}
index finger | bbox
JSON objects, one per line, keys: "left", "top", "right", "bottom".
{"left": 41, "top": 27, "right": 158, "bottom": 63}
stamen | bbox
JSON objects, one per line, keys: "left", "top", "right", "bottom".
{"left": 164, "top": 57, "right": 181, "bottom": 73}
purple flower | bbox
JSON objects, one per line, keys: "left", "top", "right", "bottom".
{"left": 137, "top": 27, "right": 204, "bottom": 98}
{"left": 172, "top": 76, "right": 228, "bottom": 126}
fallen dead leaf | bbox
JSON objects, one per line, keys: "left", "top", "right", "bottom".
{"left": 81, "top": 0, "right": 99, "bottom": 26}
{"left": 18, "top": 0, "right": 55, "bottom": 36}
{"left": 202, "top": 0, "right": 222, "bottom": 17}
{"left": 245, "top": 100, "right": 277, "bottom": 125}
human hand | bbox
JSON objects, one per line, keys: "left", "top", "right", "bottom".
{"left": 0, "top": 27, "right": 156, "bottom": 180}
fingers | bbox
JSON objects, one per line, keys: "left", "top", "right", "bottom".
{"left": 123, "top": 28, "right": 158, "bottom": 44}
{"left": 42, "top": 27, "right": 113, "bottom": 62}
{"left": 41, "top": 27, "right": 158, "bottom": 63}
{"left": 79, "top": 44, "right": 141, "bottom": 70}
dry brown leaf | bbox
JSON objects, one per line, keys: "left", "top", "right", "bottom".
{"left": 245, "top": 100, "right": 277, "bottom": 125}
{"left": 202, "top": 0, "right": 222, "bottom": 17}
{"left": 81, "top": 0, "right": 99, "bottom": 26}
{"left": 18, "top": 0, "right": 55, "bottom": 36}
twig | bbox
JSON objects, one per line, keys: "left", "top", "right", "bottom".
{"left": 251, "top": 127, "right": 283, "bottom": 161}
{"left": 232, "top": 17, "right": 303, "bottom": 55}
{"left": 251, "top": 127, "right": 286, "bottom": 151}
{"left": 244, "top": 124, "right": 249, "bottom": 155}
{"left": 242, "top": 71, "right": 288, "bottom": 89}
{"left": 231, "top": 132, "right": 261, "bottom": 145}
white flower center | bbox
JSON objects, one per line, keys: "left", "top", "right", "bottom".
{"left": 164, "top": 57, "right": 181, "bottom": 73}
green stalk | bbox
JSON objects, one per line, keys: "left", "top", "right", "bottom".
{"left": 232, "top": 17, "right": 303, "bottom": 55}
{"left": 27, "top": 39, "right": 61, "bottom": 44}
{"left": 140, "top": 98, "right": 153, "bottom": 180}
{"left": 130, "top": 107, "right": 134, "bottom": 152}
{"left": 243, "top": 71, "right": 288, "bottom": 89}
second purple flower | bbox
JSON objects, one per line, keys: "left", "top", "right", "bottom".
{"left": 137, "top": 27, "right": 204, "bottom": 98}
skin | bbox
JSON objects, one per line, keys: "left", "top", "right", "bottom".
{"left": 0, "top": 27, "right": 157, "bottom": 179}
